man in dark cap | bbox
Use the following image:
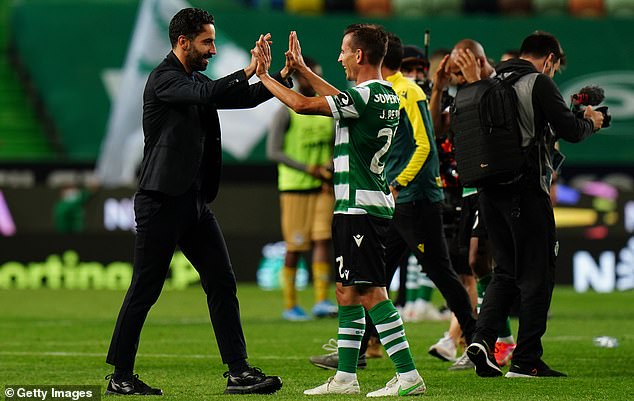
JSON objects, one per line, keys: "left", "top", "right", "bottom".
{"left": 401, "top": 45, "right": 429, "bottom": 89}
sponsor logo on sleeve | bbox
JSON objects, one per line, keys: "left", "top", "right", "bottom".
{"left": 337, "top": 92, "right": 353, "bottom": 107}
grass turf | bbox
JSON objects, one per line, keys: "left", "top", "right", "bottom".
{"left": 0, "top": 285, "right": 632, "bottom": 400}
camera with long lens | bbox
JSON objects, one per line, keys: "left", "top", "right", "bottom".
{"left": 570, "top": 86, "right": 611, "bottom": 128}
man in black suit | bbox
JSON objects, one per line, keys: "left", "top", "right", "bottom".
{"left": 105, "top": 8, "right": 290, "bottom": 396}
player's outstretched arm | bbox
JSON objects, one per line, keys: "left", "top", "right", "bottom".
{"left": 256, "top": 35, "right": 332, "bottom": 116}
{"left": 285, "top": 31, "right": 339, "bottom": 97}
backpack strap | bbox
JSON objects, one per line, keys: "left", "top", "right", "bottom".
{"left": 497, "top": 70, "right": 532, "bottom": 86}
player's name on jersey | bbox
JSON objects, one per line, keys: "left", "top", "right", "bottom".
{"left": 379, "top": 109, "right": 400, "bottom": 120}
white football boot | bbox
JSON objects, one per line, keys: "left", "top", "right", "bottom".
{"left": 428, "top": 332, "right": 457, "bottom": 362}
{"left": 304, "top": 376, "right": 360, "bottom": 395}
{"left": 366, "top": 373, "right": 426, "bottom": 397}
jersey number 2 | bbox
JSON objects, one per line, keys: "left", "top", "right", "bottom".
{"left": 370, "top": 128, "right": 394, "bottom": 174}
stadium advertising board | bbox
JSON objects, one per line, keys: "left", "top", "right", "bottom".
{"left": 0, "top": 184, "right": 632, "bottom": 291}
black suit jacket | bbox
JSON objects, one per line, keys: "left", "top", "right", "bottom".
{"left": 138, "top": 51, "right": 290, "bottom": 202}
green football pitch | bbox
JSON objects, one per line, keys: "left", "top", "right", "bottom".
{"left": 1, "top": 285, "right": 632, "bottom": 400}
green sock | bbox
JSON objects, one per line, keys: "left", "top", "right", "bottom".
{"left": 477, "top": 272, "right": 492, "bottom": 314}
{"left": 417, "top": 273, "right": 434, "bottom": 301}
{"left": 368, "top": 300, "right": 415, "bottom": 373}
{"left": 406, "top": 264, "right": 420, "bottom": 302}
{"left": 337, "top": 305, "right": 365, "bottom": 373}
{"left": 499, "top": 318, "right": 513, "bottom": 338}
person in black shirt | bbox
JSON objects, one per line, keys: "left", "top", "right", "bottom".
{"left": 105, "top": 8, "right": 291, "bottom": 395}
{"left": 466, "top": 31, "right": 604, "bottom": 378}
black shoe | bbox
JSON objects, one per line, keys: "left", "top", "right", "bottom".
{"left": 505, "top": 360, "right": 567, "bottom": 378}
{"left": 105, "top": 374, "right": 163, "bottom": 395}
{"left": 223, "top": 367, "right": 283, "bottom": 395}
{"left": 309, "top": 352, "right": 367, "bottom": 370}
{"left": 466, "top": 340, "right": 503, "bottom": 377}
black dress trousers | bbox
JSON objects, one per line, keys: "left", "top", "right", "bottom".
{"left": 106, "top": 186, "right": 247, "bottom": 369}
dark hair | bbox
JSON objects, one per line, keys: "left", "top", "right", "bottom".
{"left": 520, "top": 31, "right": 566, "bottom": 66}
{"left": 343, "top": 24, "right": 388, "bottom": 66}
{"left": 383, "top": 32, "right": 404, "bottom": 70}
{"left": 168, "top": 8, "right": 214, "bottom": 47}
{"left": 502, "top": 49, "right": 520, "bottom": 59}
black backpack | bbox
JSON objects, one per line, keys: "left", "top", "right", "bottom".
{"left": 450, "top": 72, "right": 532, "bottom": 187}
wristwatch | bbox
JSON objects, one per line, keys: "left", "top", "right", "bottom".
{"left": 390, "top": 179, "right": 405, "bottom": 191}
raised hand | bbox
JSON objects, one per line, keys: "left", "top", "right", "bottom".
{"left": 454, "top": 48, "right": 481, "bottom": 84}
{"left": 254, "top": 33, "right": 272, "bottom": 77}
{"left": 584, "top": 105, "right": 604, "bottom": 131}
{"left": 280, "top": 32, "right": 294, "bottom": 78}
{"left": 247, "top": 33, "right": 272, "bottom": 78}
{"left": 433, "top": 54, "right": 451, "bottom": 91}
{"left": 284, "top": 31, "right": 307, "bottom": 74}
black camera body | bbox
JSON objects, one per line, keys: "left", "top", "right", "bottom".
{"left": 570, "top": 85, "right": 611, "bottom": 128}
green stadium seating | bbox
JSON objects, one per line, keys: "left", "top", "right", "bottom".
{"left": 604, "top": 0, "right": 634, "bottom": 14}
{"left": 532, "top": 0, "right": 568, "bottom": 13}
{"left": 609, "top": 0, "right": 634, "bottom": 13}
{"left": 392, "top": 0, "right": 434, "bottom": 16}
{"left": 0, "top": 0, "right": 54, "bottom": 161}
{"left": 431, "top": 0, "right": 463, "bottom": 14}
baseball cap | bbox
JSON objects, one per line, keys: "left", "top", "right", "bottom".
{"left": 402, "top": 45, "right": 429, "bottom": 67}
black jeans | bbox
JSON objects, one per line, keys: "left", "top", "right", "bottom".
{"left": 476, "top": 184, "right": 557, "bottom": 366}
{"left": 106, "top": 187, "right": 247, "bottom": 370}
{"left": 360, "top": 200, "right": 476, "bottom": 351}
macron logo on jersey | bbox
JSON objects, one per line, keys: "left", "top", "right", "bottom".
{"left": 353, "top": 234, "right": 364, "bottom": 247}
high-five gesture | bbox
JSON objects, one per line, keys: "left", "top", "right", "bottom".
{"left": 255, "top": 33, "right": 272, "bottom": 77}
{"left": 246, "top": 33, "right": 271, "bottom": 78}
{"left": 285, "top": 31, "right": 307, "bottom": 73}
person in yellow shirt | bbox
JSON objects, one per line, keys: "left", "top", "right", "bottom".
{"left": 267, "top": 57, "right": 337, "bottom": 320}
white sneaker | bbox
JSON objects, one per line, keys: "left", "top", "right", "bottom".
{"left": 304, "top": 376, "right": 360, "bottom": 395}
{"left": 410, "top": 299, "right": 435, "bottom": 321}
{"left": 428, "top": 332, "right": 457, "bottom": 362}
{"left": 366, "top": 373, "right": 426, "bottom": 397}
{"left": 448, "top": 351, "right": 475, "bottom": 371}
{"left": 418, "top": 300, "right": 448, "bottom": 321}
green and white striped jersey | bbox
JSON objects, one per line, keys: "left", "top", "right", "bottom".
{"left": 325, "top": 80, "right": 400, "bottom": 219}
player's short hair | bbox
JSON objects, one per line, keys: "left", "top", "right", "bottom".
{"left": 343, "top": 24, "right": 389, "bottom": 66}
{"left": 520, "top": 31, "right": 566, "bottom": 66}
{"left": 383, "top": 32, "right": 404, "bottom": 71}
{"left": 168, "top": 8, "right": 215, "bottom": 47}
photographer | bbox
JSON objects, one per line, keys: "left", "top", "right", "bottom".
{"left": 401, "top": 45, "right": 430, "bottom": 96}
{"left": 466, "top": 31, "right": 604, "bottom": 378}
